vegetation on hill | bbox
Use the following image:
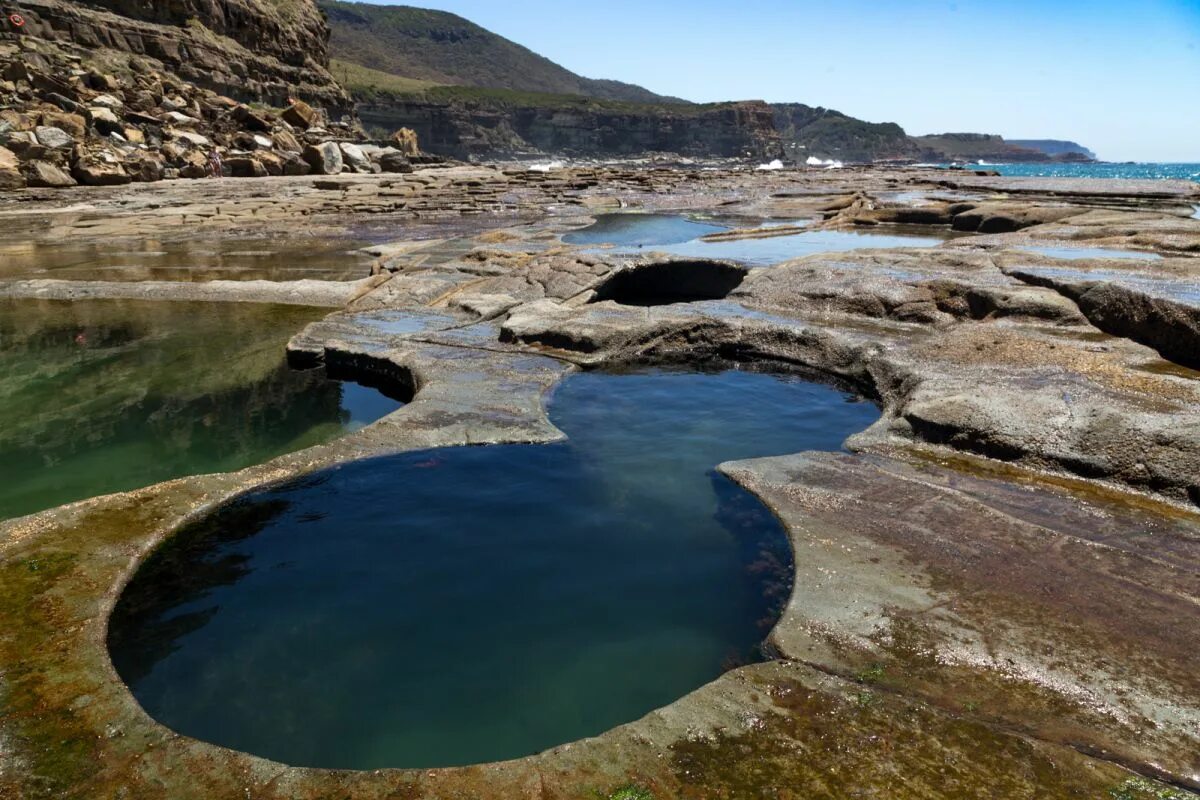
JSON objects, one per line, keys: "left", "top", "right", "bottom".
{"left": 774, "top": 104, "right": 916, "bottom": 162}
{"left": 318, "top": 0, "right": 686, "bottom": 104}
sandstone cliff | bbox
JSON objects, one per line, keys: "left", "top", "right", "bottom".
{"left": 357, "top": 89, "right": 783, "bottom": 161}
{"left": 9, "top": 0, "right": 351, "bottom": 111}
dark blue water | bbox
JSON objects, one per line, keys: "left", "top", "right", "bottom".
{"left": 563, "top": 213, "right": 728, "bottom": 246}
{"left": 951, "top": 163, "right": 1200, "bottom": 181}
{"left": 109, "top": 368, "right": 879, "bottom": 770}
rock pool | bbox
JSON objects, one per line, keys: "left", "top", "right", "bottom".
{"left": 0, "top": 300, "right": 404, "bottom": 520}
{"left": 108, "top": 367, "right": 879, "bottom": 770}
{"left": 567, "top": 214, "right": 953, "bottom": 265}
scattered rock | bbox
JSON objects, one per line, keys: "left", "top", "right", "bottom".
{"left": 303, "top": 142, "right": 343, "bottom": 175}
{"left": 0, "top": 145, "right": 26, "bottom": 190}
{"left": 282, "top": 100, "right": 319, "bottom": 130}
{"left": 339, "top": 142, "right": 372, "bottom": 173}
{"left": 379, "top": 151, "right": 414, "bottom": 173}
{"left": 24, "top": 160, "right": 76, "bottom": 188}
{"left": 34, "top": 125, "right": 74, "bottom": 150}
{"left": 71, "top": 147, "right": 131, "bottom": 186}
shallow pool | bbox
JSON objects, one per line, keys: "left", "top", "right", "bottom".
{"left": 109, "top": 368, "right": 879, "bottom": 770}
{"left": 563, "top": 213, "right": 728, "bottom": 247}
{"left": 1018, "top": 245, "right": 1163, "bottom": 262}
{"left": 567, "top": 214, "right": 952, "bottom": 266}
{"left": 0, "top": 300, "right": 403, "bottom": 520}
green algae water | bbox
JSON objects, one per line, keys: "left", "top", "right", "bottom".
{"left": 0, "top": 300, "right": 403, "bottom": 520}
{"left": 109, "top": 368, "right": 880, "bottom": 770}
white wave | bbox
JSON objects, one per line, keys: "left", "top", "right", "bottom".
{"left": 528, "top": 160, "right": 565, "bottom": 173}
{"left": 805, "top": 156, "right": 844, "bottom": 169}
{"left": 977, "top": 160, "right": 994, "bottom": 166}
{"left": 756, "top": 159, "right": 784, "bottom": 171}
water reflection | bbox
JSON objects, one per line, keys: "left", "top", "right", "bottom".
{"left": 0, "top": 300, "right": 404, "bottom": 519}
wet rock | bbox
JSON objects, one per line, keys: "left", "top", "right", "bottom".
{"left": 23, "top": 160, "right": 76, "bottom": 188}
{"left": 303, "top": 142, "right": 342, "bottom": 175}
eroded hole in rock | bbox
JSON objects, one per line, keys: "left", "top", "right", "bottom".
{"left": 590, "top": 260, "right": 748, "bottom": 305}
{"left": 107, "top": 367, "right": 879, "bottom": 770}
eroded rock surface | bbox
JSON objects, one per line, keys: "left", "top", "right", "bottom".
{"left": 1, "top": 166, "right": 1199, "bottom": 799}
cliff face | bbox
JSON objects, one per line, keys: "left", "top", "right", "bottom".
{"left": 11, "top": 0, "right": 351, "bottom": 112}
{"left": 773, "top": 103, "right": 917, "bottom": 163}
{"left": 358, "top": 94, "right": 783, "bottom": 161}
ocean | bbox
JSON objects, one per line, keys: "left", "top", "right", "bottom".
{"left": 958, "top": 162, "right": 1200, "bottom": 182}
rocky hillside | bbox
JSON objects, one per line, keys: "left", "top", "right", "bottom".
{"left": 319, "top": 0, "right": 684, "bottom": 105}
{"left": 10, "top": 0, "right": 350, "bottom": 111}
{"left": 774, "top": 104, "right": 917, "bottom": 163}
{"left": 912, "top": 133, "right": 1095, "bottom": 163}
{"left": 0, "top": 12, "right": 421, "bottom": 190}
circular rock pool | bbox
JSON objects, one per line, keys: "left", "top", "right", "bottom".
{"left": 108, "top": 368, "right": 879, "bottom": 769}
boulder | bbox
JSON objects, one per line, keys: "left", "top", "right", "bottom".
{"left": 161, "top": 110, "right": 199, "bottom": 127}
{"left": 0, "top": 146, "right": 25, "bottom": 190}
{"left": 34, "top": 126, "right": 74, "bottom": 150}
{"left": 254, "top": 151, "right": 285, "bottom": 176}
{"left": 71, "top": 147, "right": 131, "bottom": 186}
{"left": 272, "top": 130, "right": 302, "bottom": 153}
{"left": 226, "top": 156, "right": 268, "bottom": 178}
{"left": 391, "top": 128, "right": 420, "bottom": 156}
{"left": 39, "top": 111, "right": 86, "bottom": 138}
{"left": 230, "top": 105, "right": 272, "bottom": 133}
{"left": 339, "top": 142, "right": 372, "bottom": 173}
{"left": 302, "top": 142, "right": 342, "bottom": 175}
{"left": 171, "top": 130, "right": 211, "bottom": 148}
{"left": 88, "top": 107, "right": 124, "bottom": 136}
{"left": 379, "top": 151, "right": 414, "bottom": 173}
{"left": 282, "top": 99, "right": 319, "bottom": 130}
{"left": 24, "top": 160, "right": 77, "bottom": 188}
{"left": 280, "top": 152, "right": 311, "bottom": 176}
{"left": 125, "top": 155, "right": 164, "bottom": 183}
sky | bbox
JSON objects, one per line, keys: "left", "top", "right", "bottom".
{"left": 356, "top": 0, "right": 1200, "bottom": 162}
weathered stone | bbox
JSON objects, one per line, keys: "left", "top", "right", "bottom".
{"left": 0, "top": 145, "right": 25, "bottom": 190}
{"left": 339, "top": 142, "right": 372, "bottom": 173}
{"left": 272, "top": 129, "right": 302, "bottom": 153}
{"left": 282, "top": 99, "right": 318, "bottom": 130}
{"left": 23, "top": 160, "right": 77, "bottom": 187}
{"left": 229, "top": 104, "right": 272, "bottom": 132}
{"left": 88, "top": 106, "right": 124, "bottom": 136}
{"left": 302, "top": 141, "right": 342, "bottom": 175}
{"left": 379, "top": 150, "right": 414, "bottom": 173}
{"left": 38, "top": 110, "right": 86, "bottom": 138}
{"left": 33, "top": 125, "right": 74, "bottom": 150}
{"left": 71, "top": 148, "right": 131, "bottom": 186}
{"left": 226, "top": 156, "right": 268, "bottom": 178}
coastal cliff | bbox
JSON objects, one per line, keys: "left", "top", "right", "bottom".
{"left": 9, "top": 0, "right": 350, "bottom": 111}
{"left": 357, "top": 89, "right": 783, "bottom": 161}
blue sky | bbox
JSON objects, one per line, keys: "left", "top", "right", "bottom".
{"left": 356, "top": 0, "right": 1200, "bottom": 162}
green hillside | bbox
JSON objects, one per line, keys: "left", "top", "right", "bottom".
{"left": 318, "top": 1, "right": 687, "bottom": 104}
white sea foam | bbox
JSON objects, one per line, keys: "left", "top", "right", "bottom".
{"left": 805, "top": 156, "right": 843, "bottom": 169}
{"left": 756, "top": 159, "right": 784, "bottom": 171}
{"left": 528, "top": 160, "right": 565, "bottom": 173}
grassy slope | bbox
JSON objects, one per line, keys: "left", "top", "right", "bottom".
{"left": 318, "top": 0, "right": 687, "bottom": 104}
